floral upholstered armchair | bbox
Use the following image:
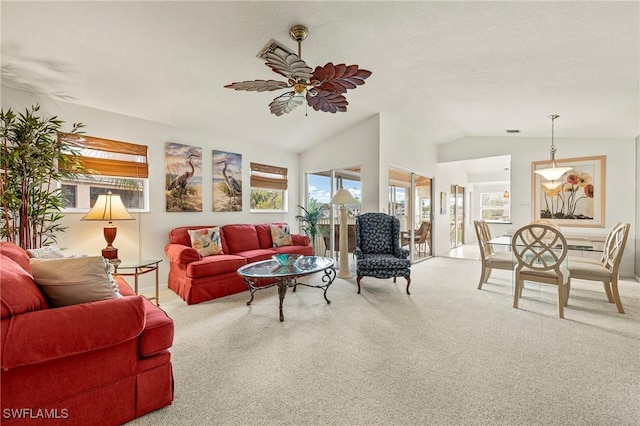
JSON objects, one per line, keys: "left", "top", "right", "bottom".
{"left": 354, "top": 213, "right": 412, "bottom": 294}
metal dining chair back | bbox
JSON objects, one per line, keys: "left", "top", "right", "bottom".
{"left": 511, "top": 223, "right": 570, "bottom": 318}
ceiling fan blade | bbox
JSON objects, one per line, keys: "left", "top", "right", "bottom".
{"left": 269, "top": 92, "right": 304, "bottom": 116}
{"left": 265, "top": 52, "right": 314, "bottom": 81}
{"left": 306, "top": 91, "right": 348, "bottom": 113}
{"left": 224, "top": 79, "right": 289, "bottom": 92}
{"left": 312, "top": 63, "right": 372, "bottom": 95}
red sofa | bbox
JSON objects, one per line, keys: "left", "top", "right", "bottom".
{"left": 165, "top": 223, "right": 313, "bottom": 304}
{"left": 0, "top": 242, "right": 174, "bottom": 425}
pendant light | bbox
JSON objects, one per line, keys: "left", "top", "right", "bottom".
{"left": 534, "top": 115, "right": 572, "bottom": 187}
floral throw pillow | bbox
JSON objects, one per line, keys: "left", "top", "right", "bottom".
{"left": 188, "top": 227, "right": 224, "bottom": 257}
{"left": 270, "top": 224, "right": 293, "bottom": 247}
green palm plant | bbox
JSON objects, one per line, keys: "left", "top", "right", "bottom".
{"left": 295, "top": 198, "right": 324, "bottom": 252}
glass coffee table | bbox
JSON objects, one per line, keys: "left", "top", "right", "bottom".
{"left": 237, "top": 256, "right": 336, "bottom": 321}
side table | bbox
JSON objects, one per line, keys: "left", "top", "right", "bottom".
{"left": 112, "top": 259, "right": 162, "bottom": 306}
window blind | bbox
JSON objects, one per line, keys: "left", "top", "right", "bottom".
{"left": 61, "top": 135, "right": 148, "bottom": 178}
{"left": 250, "top": 162, "right": 288, "bottom": 191}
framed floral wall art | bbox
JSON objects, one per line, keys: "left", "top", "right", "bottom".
{"left": 532, "top": 155, "right": 605, "bottom": 227}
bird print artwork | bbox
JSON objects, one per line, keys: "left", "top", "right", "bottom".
{"left": 213, "top": 150, "right": 242, "bottom": 212}
{"left": 165, "top": 142, "right": 203, "bottom": 212}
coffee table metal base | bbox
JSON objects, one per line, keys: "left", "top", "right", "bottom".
{"left": 243, "top": 267, "right": 336, "bottom": 321}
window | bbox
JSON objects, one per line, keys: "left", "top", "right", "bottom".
{"left": 480, "top": 192, "right": 510, "bottom": 222}
{"left": 249, "top": 162, "right": 287, "bottom": 212}
{"left": 60, "top": 135, "right": 149, "bottom": 212}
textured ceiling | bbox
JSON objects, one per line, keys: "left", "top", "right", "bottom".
{"left": 2, "top": 1, "right": 639, "bottom": 153}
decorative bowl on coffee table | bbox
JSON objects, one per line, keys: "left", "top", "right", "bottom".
{"left": 272, "top": 253, "right": 302, "bottom": 266}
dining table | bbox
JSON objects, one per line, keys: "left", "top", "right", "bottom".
{"left": 488, "top": 234, "right": 603, "bottom": 253}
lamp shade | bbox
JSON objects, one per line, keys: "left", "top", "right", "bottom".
{"left": 541, "top": 180, "right": 563, "bottom": 190}
{"left": 534, "top": 165, "right": 572, "bottom": 182}
{"left": 81, "top": 192, "right": 135, "bottom": 221}
{"left": 330, "top": 188, "right": 357, "bottom": 205}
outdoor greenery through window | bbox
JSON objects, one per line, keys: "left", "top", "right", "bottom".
{"left": 60, "top": 135, "right": 149, "bottom": 212}
{"left": 480, "top": 191, "right": 510, "bottom": 222}
{"left": 250, "top": 162, "right": 287, "bottom": 212}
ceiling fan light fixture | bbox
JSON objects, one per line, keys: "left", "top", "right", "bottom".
{"left": 533, "top": 115, "right": 572, "bottom": 182}
{"left": 225, "top": 24, "right": 372, "bottom": 116}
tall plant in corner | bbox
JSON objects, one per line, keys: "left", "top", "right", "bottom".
{"left": 295, "top": 197, "right": 324, "bottom": 253}
{"left": 0, "top": 105, "right": 85, "bottom": 249}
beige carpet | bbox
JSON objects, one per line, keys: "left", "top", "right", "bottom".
{"left": 129, "top": 257, "right": 640, "bottom": 425}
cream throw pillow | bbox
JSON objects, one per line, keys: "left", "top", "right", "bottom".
{"left": 30, "top": 256, "right": 121, "bottom": 307}
{"left": 188, "top": 227, "right": 224, "bottom": 257}
{"left": 270, "top": 224, "right": 293, "bottom": 247}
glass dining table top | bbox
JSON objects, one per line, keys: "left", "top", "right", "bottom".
{"left": 488, "top": 235, "right": 602, "bottom": 252}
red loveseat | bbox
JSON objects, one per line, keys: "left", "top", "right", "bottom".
{"left": 165, "top": 222, "right": 313, "bottom": 305}
{"left": 0, "top": 242, "right": 174, "bottom": 425}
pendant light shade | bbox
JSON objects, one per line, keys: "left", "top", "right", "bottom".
{"left": 534, "top": 115, "right": 572, "bottom": 183}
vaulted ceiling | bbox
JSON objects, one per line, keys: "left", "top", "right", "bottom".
{"left": 2, "top": 1, "right": 638, "bottom": 153}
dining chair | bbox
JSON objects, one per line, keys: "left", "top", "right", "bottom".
{"left": 473, "top": 220, "right": 515, "bottom": 290}
{"left": 567, "top": 223, "right": 630, "bottom": 313}
{"left": 401, "top": 221, "right": 431, "bottom": 257}
{"left": 512, "top": 223, "right": 570, "bottom": 318}
{"left": 567, "top": 222, "right": 621, "bottom": 267}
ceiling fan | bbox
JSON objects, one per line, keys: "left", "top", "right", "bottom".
{"left": 224, "top": 25, "right": 372, "bottom": 116}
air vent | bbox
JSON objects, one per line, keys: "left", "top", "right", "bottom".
{"left": 256, "top": 39, "right": 295, "bottom": 61}
{"left": 506, "top": 129, "right": 520, "bottom": 134}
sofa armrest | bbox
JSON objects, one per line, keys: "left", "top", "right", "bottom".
{"left": 1, "top": 296, "right": 145, "bottom": 370}
{"left": 165, "top": 243, "right": 200, "bottom": 264}
{"left": 291, "top": 234, "right": 310, "bottom": 246}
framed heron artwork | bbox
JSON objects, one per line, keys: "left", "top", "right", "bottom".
{"left": 213, "top": 150, "right": 242, "bottom": 212}
{"left": 165, "top": 142, "right": 203, "bottom": 212}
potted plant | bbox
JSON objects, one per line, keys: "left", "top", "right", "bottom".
{"left": 0, "top": 104, "right": 85, "bottom": 249}
{"left": 295, "top": 198, "right": 324, "bottom": 254}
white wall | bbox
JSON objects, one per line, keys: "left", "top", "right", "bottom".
{"left": 2, "top": 87, "right": 301, "bottom": 292}
{"left": 439, "top": 135, "right": 637, "bottom": 275}
{"left": 636, "top": 135, "right": 640, "bottom": 280}
{"left": 299, "top": 114, "right": 381, "bottom": 213}
{"left": 379, "top": 114, "right": 438, "bottom": 209}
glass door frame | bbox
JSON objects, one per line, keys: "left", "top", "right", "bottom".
{"left": 450, "top": 184, "right": 465, "bottom": 248}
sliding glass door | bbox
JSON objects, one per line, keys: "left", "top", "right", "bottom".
{"left": 450, "top": 184, "right": 465, "bottom": 248}
{"left": 305, "top": 167, "right": 361, "bottom": 257}
{"left": 389, "top": 168, "right": 433, "bottom": 262}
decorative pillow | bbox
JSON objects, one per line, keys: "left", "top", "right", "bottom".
{"left": 270, "top": 224, "right": 293, "bottom": 247}
{"left": 103, "top": 258, "right": 123, "bottom": 298}
{"left": 30, "top": 256, "right": 121, "bottom": 307}
{"left": 188, "top": 227, "right": 224, "bottom": 257}
{"left": 26, "top": 246, "right": 66, "bottom": 259}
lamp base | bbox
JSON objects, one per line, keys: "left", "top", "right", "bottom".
{"left": 102, "top": 247, "right": 119, "bottom": 260}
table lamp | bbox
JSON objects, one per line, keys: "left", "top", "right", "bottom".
{"left": 81, "top": 191, "right": 134, "bottom": 260}
{"left": 330, "top": 188, "right": 357, "bottom": 279}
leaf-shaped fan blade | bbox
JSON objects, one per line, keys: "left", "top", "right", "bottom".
{"left": 265, "top": 52, "right": 314, "bottom": 81}
{"left": 313, "top": 63, "right": 372, "bottom": 95}
{"left": 269, "top": 92, "right": 304, "bottom": 116}
{"left": 306, "top": 91, "right": 349, "bottom": 114}
{"left": 224, "top": 80, "right": 289, "bottom": 92}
